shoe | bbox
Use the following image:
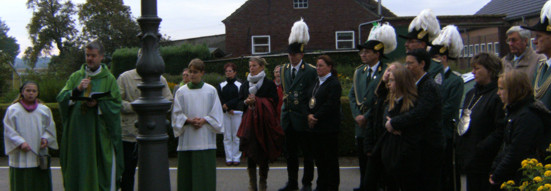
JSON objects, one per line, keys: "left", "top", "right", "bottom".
{"left": 233, "top": 161, "right": 240, "bottom": 166}
{"left": 278, "top": 183, "right": 299, "bottom": 191}
{"left": 300, "top": 185, "right": 312, "bottom": 191}
{"left": 226, "top": 162, "right": 232, "bottom": 166}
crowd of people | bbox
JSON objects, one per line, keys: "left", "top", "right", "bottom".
{"left": 7, "top": 2, "right": 551, "bottom": 191}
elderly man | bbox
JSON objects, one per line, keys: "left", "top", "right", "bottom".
{"left": 502, "top": 26, "right": 546, "bottom": 79}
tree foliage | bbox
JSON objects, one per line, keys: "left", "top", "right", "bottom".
{"left": 78, "top": 0, "right": 140, "bottom": 59}
{"left": 0, "top": 19, "right": 20, "bottom": 94}
{"left": 25, "top": 0, "right": 78, "bottom": 67}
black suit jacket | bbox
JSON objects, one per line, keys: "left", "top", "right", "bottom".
{"left": 390, "top": 73, "right": 444, "bottom": 148}
{"left": 237, "top": 77, "right": 279, "bottom": 113}
{"left": 308, "top": 75, "right": 342, "bottom": 133}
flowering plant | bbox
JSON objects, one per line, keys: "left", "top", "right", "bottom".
{"left": 501, "top": 144, "right": 551, "bottom": 191}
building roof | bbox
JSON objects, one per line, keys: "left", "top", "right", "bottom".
{"left": 475, "top": 0, "right": 547, "bottom": 20}
{"left": 223, "top": 0, "right": 396, "bottom": 23}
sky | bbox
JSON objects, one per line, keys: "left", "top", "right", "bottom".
{"left": 0, "top": 0, "right": 491, "bottom": 58}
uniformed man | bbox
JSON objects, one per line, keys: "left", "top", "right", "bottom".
{"left": 399, "top": 9, "right": 443, "bottom": 79}
{"left": 350, "top": 23, "right": 397, "bottom": 191}
{"left": 279, "top": 18, "right": 317, "bottom": 191}
{"left": 429, "top": 25, "right": 465, "bottom": 191}
{"left": 523, "top": 1, "right": 551, "bottom": 109}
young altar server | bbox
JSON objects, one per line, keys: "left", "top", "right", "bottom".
{"left": 172, "top": 58, "right": 224, "bottom": 191}
{"left": 4, "top": 81, "right": 58, "bottom": 191}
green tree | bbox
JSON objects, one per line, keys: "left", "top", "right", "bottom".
{"left": 78, "top": 0, "right": 140, "bottom": 60}
{"left": 0, "top": 19, "right": 20, "bottom": 95}
{"left": 25, "top": 0, "right": 78, "bottom": 67}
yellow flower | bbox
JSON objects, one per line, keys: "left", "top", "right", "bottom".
{"left": 545, "top": 171, "right": 551, "bottom": 177}
{"left": 523, "top": 160, "right": 529, "bottom": 167}
{"left": 534, "top": 176, "right": 543, "bottom": 182}
{"left": 538, "top": 163, "right": 544, "bottom": 168}
{"left": 546, "top": 184, "right": 551, "bottom": 189}
{"left": 531, "top": 158, "right": 539, "bottom": 164}
{"left": 546, "top": 164, "right": 551, "bottom": 169}
{"left": 501, "top": 182, "right": 507, "bottom": 189}
{"left": 538, "top": 186, "right": 545, "bottom": 191}
{"left": 507, "top": 180, "right": 515, "bottom": 185}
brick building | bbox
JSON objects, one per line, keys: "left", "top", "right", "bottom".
{"left": 222, "top": 0, "right": 395, "bottom": 57}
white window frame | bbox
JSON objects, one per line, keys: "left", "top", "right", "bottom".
{"left": 494, "top": 42, "right": 500, "bottom": 56}
{"left": 531, "top": 38, "right": 536, "bottom": 50}
{"left": 475, "top": 44, "right": 480, "bottom": 55}
{"left": 251, "top": 35, "right": 271, "bottom": 55}
{"left": 464, "top": 45, "right": 468, "bottom": 57}
{"left": 487, "top": 43, "right": 493, "bottom": 54}
{"left": 293, "top": 0, "right": 308, "bottom": 9}
{"left": 335, "top": 31, "right": 355, "bottom": 49}
{"left": 469, "top": 45, "right": 474, "bottom": 57}
{"left": 481, "top": 43, "right": 486, "bottom": 52}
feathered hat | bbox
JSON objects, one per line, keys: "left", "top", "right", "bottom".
{"left": 358, "top": 22, "right": 397, "bottom": 57}
{"left": 522, "top": 0, "right": 551, "bottom": 34}
{"left": 429, "top": 25, "right": 464, "bottom": 59}
{"left": 288, "top": 18, "right": 310, "bottom": 54}
{"left": 399, "top": 9, "right": 441, "bottom": 44}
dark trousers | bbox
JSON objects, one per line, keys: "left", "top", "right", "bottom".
{"left": 121, "top": 141, "right": 138, "bottom": 191}
{"left": 419, "top": 144, "right": 444, "bottom": 191}
{"left": 312, "top": 132, "right": 340, "bottom": 191}
{"left": 356, "top": 137, "right": 367, "bottom": 188}
{"left": 284, "top": 127, "right": 314, "bottom": 187}
{"left": 466, "top": 173, "right": 491, "bottom": 191}
{"left": 441, "top": 138, "right": 459, "bottom": 191}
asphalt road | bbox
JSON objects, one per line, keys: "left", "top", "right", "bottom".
{"left": 0, "top": 157, "right": 362, "bottom": 191}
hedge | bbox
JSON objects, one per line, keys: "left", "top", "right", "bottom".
{"left": 0, "top": 97, "right": 357, "bottom": 157}
{"left": 110, "top": 44, "right": 212, "bottom": 78}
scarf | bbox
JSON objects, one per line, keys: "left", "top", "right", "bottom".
{"left": 188, "top": 81, "right": 205, "bottom": 89}
{"left": 20, "top": 100, "right": 38, "bottom": 112}
{"left": 247, "top": 71, "right": 265, "bottom": 95}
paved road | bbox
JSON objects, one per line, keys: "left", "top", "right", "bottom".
{"left": 0, "top": 157, "right": 362, "bottom": 191}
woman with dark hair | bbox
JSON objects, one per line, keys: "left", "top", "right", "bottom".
{"left": 307, "top": 55, "right": 342, "bottom": 190}
{"left": 489, "top": 70, "right": 551, "bottom": 187}
{"left": 238, "top": 56, "right": 284, "bottom": 191}
{"left": 4, "top": 81, "right": 58, "bottom": 191}
{"left": 456, "top": 52, "right": 505, "bottom": 191}
{"left": 217, "top": 62, "right": 243, "bottom": 166}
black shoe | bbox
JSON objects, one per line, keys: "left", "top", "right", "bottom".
{"left": 279, "top": 183, "right": 299, "bottom": 191}
{"left": 300, "top": 185, "right": 312, "bottom": 191}
{"left": 353, "top": 188, "right": 361, "bottom": 191}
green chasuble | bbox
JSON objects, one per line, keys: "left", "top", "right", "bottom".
{"left": 10, "top": 167, "right": 52, "bottom": 191}
{"left": 56, "top": 64, "right": 123, "bottom": 191}
{"left": 177, "top": 150, "right": 216, "bottom": 191}
{"left": 534, "top": 59, "right": 551, "bottom": 109}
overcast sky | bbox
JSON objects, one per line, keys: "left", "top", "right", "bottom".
{"left": 0, "top": 0, "right": 491, "bottom": 57}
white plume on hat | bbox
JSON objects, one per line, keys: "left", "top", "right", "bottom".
{"left": 432, "top": 25, "right": 463, "bottom": 58}
{"left": 409, "top": 9, "right": 441, "bottom": 41}
{"left": 367, "top": 22, "right": 397, "bottom": 54}
{"left": 288, "top": 18, "right": 310, "bottom": 45}
{"left": 541, "top": 0, "right": 551, "bottom": 23}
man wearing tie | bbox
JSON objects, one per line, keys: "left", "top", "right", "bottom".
{"left": 279, "top": 18, "right": 317, "bottom": 191}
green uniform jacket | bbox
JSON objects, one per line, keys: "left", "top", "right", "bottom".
{"left": 280, "top": 61, "right": 317, "bottom": 132}
{"left": 57, "top": 64, "right": 123, "bottom": 191}
{"left": 428, "top": 59, "right": 444, "bottom": 79}
{"left": 533, "top": 59, "right": 551, "bottom": 109}
{"left": 348, "top": 62, "right": 387, "bottom": 137}
{"left": 439, "top": 69, "right": 464, "bottom": 139}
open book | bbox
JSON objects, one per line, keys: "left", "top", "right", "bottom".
{"left": 71, "top": 91, "right": 111, "bottom": 101}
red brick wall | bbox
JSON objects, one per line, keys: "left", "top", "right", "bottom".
{"left": 223, "top": 0, "right": 386, "bottom": 57}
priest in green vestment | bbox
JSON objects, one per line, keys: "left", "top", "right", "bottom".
{"left": 56, "top": 41, "right": 123, "bottom": 191}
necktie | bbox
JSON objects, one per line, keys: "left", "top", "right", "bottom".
{"left": 292, "top": 68, "right": 297, "bottom": 80}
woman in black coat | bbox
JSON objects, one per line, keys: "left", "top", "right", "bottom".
{"left": 237, "top": 56, "right": 284, "bottom": 191}
{"left": 456, "top": 53, "right": 505, "bottom": 191}
{"left": 489, "top": 70, "right": 551, "bottom": 187}
{"left": 307, "top": 55, "right": 342, "bottom": 191}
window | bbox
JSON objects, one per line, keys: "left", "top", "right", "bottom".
{"left": 335, "top": 31, "right": 355, "bottom": 49}
{"left": 251, "top": 35, "right": 271, "bottom": 54}
{"left": 480, "top": 43, "right": 486, "bottom": 52}
{"left": 469, "top": 45, "right": 474, "bottom": 57}
{"left": 475, "top": 44, "right": 480, "bottom": 55}
{"left": 531, "top": 38, "right": 536, "bottom": 50}
{"left": 464, "top": 45, "right": 468, "bottom": 57}
{"left": 494, "top": 42, "right": 500, "bottom": 56}
{"left": 487, "top": 43, "right": 493, "bottom": 53}
{"left": 293, "top": 0, "right": 308, "bottom": 9}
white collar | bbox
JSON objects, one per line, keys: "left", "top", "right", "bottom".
{"left": 86, "top": 65, "right": 102, "bottom": 76}
{"left": 367, "top": 61, "right": 380, "bottom": 72}
{"left": 444, "top": 66, "right": 450, "bottom": 73}
{"left": 416, "top": 72, "right": 427, "bottom": 85}
{"left": 291, "top": 60, "right": 303, "bottom": 71}
{"left": 546, "top": 58, "right": 551, "bottom": 68}
{"left": 318, "top": 73, "right": 332, "bottom": 85}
